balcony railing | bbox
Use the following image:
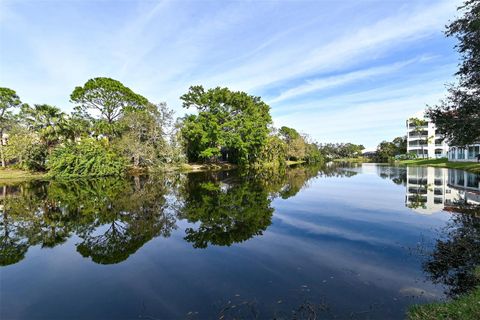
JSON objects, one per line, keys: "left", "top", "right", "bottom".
{"left": 408, "top": 125, "right": 428, "bottom": 130}
{"left": 409, "top": 134, "right": 428, "bottom": 139}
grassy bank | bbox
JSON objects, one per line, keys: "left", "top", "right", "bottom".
{"left": 1, "top": 160, "right": 312, "bottom": 182}
{"left": 333, "top": 157, "right": 370, "bottom": 163}
{"left": 286, "top": 160, "right": 306, "bottom": 166}
{"left": 397, "top": 158, "right": 480, "bottom": 173}
{"left": 168, "top": 162, "right": 238, "bottom": 172}
{"left": 0, "top": 168, "right": 46, "bottom": 182}
{"left": 408, "top": 287, "right": 480, "bottom": 320}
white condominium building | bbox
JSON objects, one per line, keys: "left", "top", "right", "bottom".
{"left": 406, "top": 118, "right": 449, "bottom": 159}
{"left": 448, "top": 143, "right": 480, "bottom": 162}
{"left": 406, "top": 166, "right": 480, "bottom": 214}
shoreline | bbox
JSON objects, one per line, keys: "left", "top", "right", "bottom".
{"left": 396, "top": 158, "right": 480, "bottom": 174}
{"left": 4, "top": 159, "right": 478, "bottom": 183}
{"left": 0, "top": 169, "right": 48, "bottom": 183}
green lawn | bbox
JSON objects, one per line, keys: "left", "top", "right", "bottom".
{"left": 408, "top": 287, "right": 480, "bottom": 320}
{"left": 0, "top": 168, "right": 46, "bottom": 182}
{"left": 333, "top": 157, "right": 370, "bottom": 163}
{"left": 408, "top": 254, "right": 480, "bottom": 320}
{"left": 397, "top": 158, "right": 480, "bottom": 173}
{"left": 286, "top": 160, "right": 306, "bottom": 166}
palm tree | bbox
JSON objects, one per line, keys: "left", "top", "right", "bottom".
{"left": 21, "top": 104, "right": 68, "bottom": 154}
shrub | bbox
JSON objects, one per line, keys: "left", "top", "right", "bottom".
{"left": 47, "top": 138, "right": 126, "bottom": 177}
{"left": 395, "top": 153, "right": 419, "bottom": 160}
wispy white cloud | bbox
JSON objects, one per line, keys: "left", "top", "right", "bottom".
{"left": 0, "top": 0, "right": 461, "bottom": 144}
{"left": 268, "top": 58, "right": 420, "bottom": 104}
{"left": 198, "top": 0, "right": 458, "bottom": 92}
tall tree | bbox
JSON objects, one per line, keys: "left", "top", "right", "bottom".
{"left": 20, "top": 104, "right": 67, "bottom": 154}
{"left": 70, "top": 77, "right": 148, "bottom": 139}
{"left": 426, "top": 0, "right": 480, "bottom": 145}
{"left": 115, "top": 102, "right": 173, "bottom": 168}
{"left": 180, "top": 86, "right": 272, "bottom": 165}
{"left": 409, "top": 118, "right": 431, "bottom": 159}
{"left": 279, "top": 126, "right": 306, "bottom": 161}
{"left": 392, "top": 136, "right": 407, "bottom": 154}
{"left": 0, "top": 88, "right": 22, "bottom": 167}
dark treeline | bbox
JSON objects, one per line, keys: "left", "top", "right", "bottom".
{"left": 317, "top": 142, "right": 365, "bottom": 160}
{"left": 0, "top": 81, "right": 331, "bottom": 177}
{"left": 374, "top": 136, "right": 407, "bottom": 162}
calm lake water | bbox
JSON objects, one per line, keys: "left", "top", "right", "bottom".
{"left": 1, "top": 163, "right": 479, "bottom": 319}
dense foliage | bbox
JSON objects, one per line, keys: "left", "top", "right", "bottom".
{"left": 374, "top": 136, "right": 407, "bottom": 162}
{"left": 0, "top": 166, "right": 321, "bottom": 265}
{"left": 317, "top": 142, "right": 365, "bottom": 160}
{"left": 47, "top": 139, "right": 126, "bottom": 177}
{"left": 180, "top": 86, "right": 272, "bottom": 165}
{"left": 3, "top": 80, "right": 326, "bottom": 176}
{"left": 71, "top": 77, "right": 149, "bottom": 139}
{"left": 426, "top": 0, "right": 480, "bottom": 146}
{"left": 0, "top": 87, "right": 23, "bottom": 167}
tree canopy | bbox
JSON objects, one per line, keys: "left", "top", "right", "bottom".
{"left": 2, "top": 79, "right": 324, "bottom": 175}
{"left": 426, "top": 0, "right": 480, "bottom": 146}
{"left": 71, "top": 77, "right": 148, "bottom": 138}
{"left": 180, "top": 86, "right": 272, "bottom": 165}
{"left": 0, "top": 87, "right": 23, "bottom": 167}
{"left": 317, "top": 142, "right": 365, "bottom": 160}
{"left": 20, "top": 104, "right": 68, "bottom": 153}
{"left": 374, "top": 136, "right": 407, "bottom": 162}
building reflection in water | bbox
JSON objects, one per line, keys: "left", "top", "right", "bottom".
{"left": 406, "top": 167, "right": 480, "bottom": 214}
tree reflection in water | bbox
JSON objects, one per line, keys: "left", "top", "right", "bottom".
{"left": 422, "top": 202, "right": 480, "bottom": 298}
{"left": 176, "top": 170, "right": 275, "bottom": 249}
{"left": 1, "top": 165, "right": 336, "bottom": 265}
{"left": 1, "top": 177, "right": 176, "bottom": 265}
{"left": 373, "top": 166, "right": 480, "bottom": 296}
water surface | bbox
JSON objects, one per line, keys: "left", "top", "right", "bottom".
{"left": 1, "top": 164, "right": 479, "bottom": 319}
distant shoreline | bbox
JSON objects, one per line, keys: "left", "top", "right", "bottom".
{"left": 396, "top": 158, "right": 480, "bottom": 174}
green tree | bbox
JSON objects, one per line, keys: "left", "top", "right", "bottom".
{"left": 70, "top": 77, "right": 148, "bottom": 139}
{"left": 318, "top": 142, "right": 364, "bottom": 160}
{"left": 180, "top": 86, "right": 272, "bottom": 165}
{"left": 375, "top": 141, "right": 398, "bottom": 162}
{"left": 426, "top": 0, "right": 480, "bottom": 146}
{"left": 279, "top": 126, "right": 306, "bottom": 161}
{"left": 115, "top": 102, "right": 173, "bottom": 168}
{"left": 0, "top": 88, "right": 22, "bottom": 167}
{"left": 392, "top": 136, "right": 407, "bottom": 154}
{"left": 20, "top": 104, "right": 68, "bottom": 154}
{"left": 4, "top": 124, "right": 46, "bottom": 171}
{"left": 259, "top": 134, "right": 287, "bottom": 167}
{"left": 62, "top": 111, "right": 93, "bottom": 142}
{"left": 304, "top": 142, "right": 323, "bottom": 163}
{"left": 409, "top": 118, "right": 430, "bottom": 159}
{"left": 47, "top": 138, "right": 126, "bottom": 177}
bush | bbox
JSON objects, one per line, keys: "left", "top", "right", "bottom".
{"left": 395, "top": 153, "right": 419, "bottom": 160}
{"left": 5, "top": 125, "right": 48, "bottom": 171}
{"left": 47, "top": 139, "right": 126, "bottom": 177}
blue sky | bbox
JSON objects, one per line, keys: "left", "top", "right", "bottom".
{"left": 0, "top": 0, "right": 461, "bottom": 149}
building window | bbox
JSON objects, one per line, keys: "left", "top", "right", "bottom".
{"left": 468, "top": 146, "right": 475, "bottom": 159}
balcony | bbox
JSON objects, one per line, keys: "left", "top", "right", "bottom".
{"left": 409, "top": 143, "right": 428, "bottom": 147}
{"left": 408, "top": 178, "right": 427, "bottom": 185}
{"left": 408, "top": 125, "right": 428, "bottom": 130}
{"left": 408, "top": 134, "right": 428, "bottom": 139}
{"left": 409, "top": 187, "right": 427, "bottom": 194}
